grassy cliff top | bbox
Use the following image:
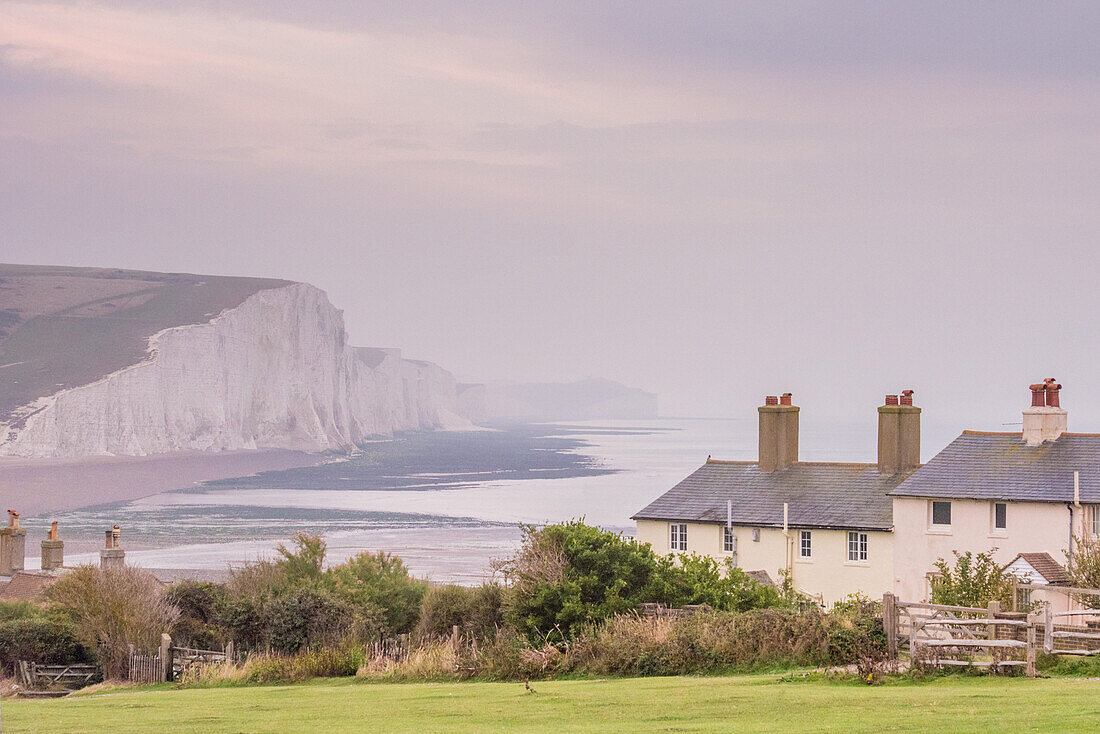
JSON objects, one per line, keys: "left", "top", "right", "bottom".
{"left": 0, "top": 264, "right": 290, "bottom": 423}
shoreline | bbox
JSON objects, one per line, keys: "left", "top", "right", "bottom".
{"left": 0, "top": 448, "right": 325, "bottom": 516}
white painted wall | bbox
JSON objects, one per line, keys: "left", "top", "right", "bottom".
{"left": 636, "top": 519, "right": 893, "bottom": 605}
{"left": 891, "top": 496, "right": 1082, "bottom": 602}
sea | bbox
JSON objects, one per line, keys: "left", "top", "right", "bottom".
{"left": 20, "top": 417, "right": 957, "bottom": 584}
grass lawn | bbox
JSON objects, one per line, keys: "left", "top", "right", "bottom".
{"left": 2, "top": 674, "right": 1098, "bottom": 733}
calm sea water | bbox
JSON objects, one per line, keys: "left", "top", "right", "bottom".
{"left": 26, "top": 418, "right": 905, "bottom": 583}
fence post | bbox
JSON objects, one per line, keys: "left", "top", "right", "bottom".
{"left": 1026, "top": 615, "right": 1037, "bottom": 678}
{"left": 883, "top": 592, "right": 898, "bottom": 660}
{"left": 987, "top": 601, "right": 1000, "bottom": 640}
{"left": 160, "top": 633, "right": 172, "bottom": 683}
{"left": 225, "top": 641, "right": 235, "bottom": 665}
{"left": 1043, "top": 605, "right": 1053, "bottom": 654}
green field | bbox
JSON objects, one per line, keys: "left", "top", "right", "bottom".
{"left": 3, "top": 674, "right": 1098, "bottom": 733}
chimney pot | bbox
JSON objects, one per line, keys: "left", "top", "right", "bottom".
{"left": 764, "top": 395, "right": 779, "bottom": 406}
{"left": 1023, "top": 379, "right": 1067, "bottom": 445}
{"left": 779, "top": 393, "right": 792, "bottom": 406}
{"left": 1, "top": 509, "right": 27, "bottom": 576}
{"left": 878, "top": 389, "right": 921, "bottom": 475}
{"left": 41, "top": 522, "right": 63, "bottom": 572}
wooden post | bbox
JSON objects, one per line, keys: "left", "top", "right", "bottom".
{"left": 225, "top": 641, "right": 235, "bottom": 664}
{"left": 1026, "top": 615, "right": 1037, "bottom": 678}
{"left": 159, "top": 633, "right": 172, "bottom": 683}
{"left": 1044, "top": 605, "right": 1053, "bottom": 654}
{"left": 451, "top": 625, "right": 460, "bottom": 651}
{"left": 987, "top": 601, "right": 1000, "bottom": 640}
{"left": 883, "top": 592, "right": 898, "bottom": 660}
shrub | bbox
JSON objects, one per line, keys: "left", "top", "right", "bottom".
{"left": 655, "top": 554, "right": 789, "bottom": 612}
{"left": 268, "top": 588, "right": 354, "bottom": 654}
{"left": 180, "top": 647, "right": 365, "bottom": 686}
{"left": 825, "top": 594, "right": 889, "bottom": 680}
{"left": 1067, "top": 535, "right": 1100, "bottom": 609}
{"left": 166, "top": 581, "right": 229, "bottom": 650}
{"left": 564, "top": 608, "right": 831, "bottom": 677}
{"left": 46, "top": 565, "right": 179, "bottom": 679}
{"left": 416, "top": 583, "right": 505, "bottom": 641}
{"left": 930, "top": 549, "right": 1017, "bottom": 609}
{"left": 0, "top": 614, "right": 91, "bottom": 673}
{"left": 322, "top": 551, "right": 427, "bottom": 636}
{"left": 499, "top": 521, "right": 667, "bottom": 642}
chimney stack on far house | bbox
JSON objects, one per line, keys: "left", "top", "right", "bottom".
{"left": 41, "top": 521, "right": 64, "bottom": 571}
{"left": 1, "top": 510, "right": 27, "bottom": 576}
{"left": 1023, "top": 378, "right": 1066, "bottom": 446}
{"left": 878, "top": 390, "right": 921, "bottom": 475}
{"left": 759, "top": 394, "right": 799, "bottom": 472}
{"left": 100, "top": 525, "right": 125, "bottom": 570}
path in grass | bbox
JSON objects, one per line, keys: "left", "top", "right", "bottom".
{"left": 3, "top": 674, "right": 1099, "bottom": 733}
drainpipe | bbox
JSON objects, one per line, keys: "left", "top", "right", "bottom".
{"left": 783, "top": 502, "right": 791, "bottom": 575}
{"left": 1069, "top": 470, "right": 1081, "bottom": 566}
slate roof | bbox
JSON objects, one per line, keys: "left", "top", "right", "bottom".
{"left": 1008, "top": 552, "right": 1070, "bottom": 585}
{"left": 632, "top": 460, "right": 912, "bottom": 531}
{"left": 890, "top": 431, "right": 1100, "bottom": 503}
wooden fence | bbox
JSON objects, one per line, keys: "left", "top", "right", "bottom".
{"left": 883, "top": 593, "right": 1037, "bottom": 676}
{"left": 128, "top": 651, "right": 164, "bottom": 684}
{"left": 16, "top": 661, "right": 100, "bottom": 689}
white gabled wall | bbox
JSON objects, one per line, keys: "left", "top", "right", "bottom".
{"left": 635, "top": 519, "right": 894, "bottom": 605}
{"left": 891, "top": 496, "right": 1079, "bottom": 602}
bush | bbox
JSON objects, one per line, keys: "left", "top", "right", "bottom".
{"left": 825, "top": 594, "right": 889, "bottom": 679}
{"left": 0, "top": 614, "right": 91, "bottom": 673}
{"left": 1067, "top": 535, "right": 1100, "bottom": 609}
{"left": 322, "top": 551, "right": 427, "bottom": 636}
{"left": 655, "top": 554, "right": 789, "bottom": 612}
{"left": 416, "top": 583, "right": 505, "bottom": 641}
{"left": 499, "top": 521, "right": 668, "bottom": 642}
{"left": 268, "top": 588, "right": 354, "bottom": 654}
{"left": 166, "top": 581, "right": 229, "bottom": 650}
{"left": 930, "top": 549, "right": 1017, "bottom": 609}
{"left": 180, "top": 647, "right": 366, "bottom": 687}
{"left": 46, "top": 565, "right": 179, "bottom": 679}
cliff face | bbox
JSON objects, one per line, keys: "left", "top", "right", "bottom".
{"left": 0, "top": 283, "right": 471, "bottom": 457}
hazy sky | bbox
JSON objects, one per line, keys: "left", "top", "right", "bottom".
{"left": 3, "top": 2, "right": 1099, "bottom": 431}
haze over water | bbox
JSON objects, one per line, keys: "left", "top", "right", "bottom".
{"left": 24, "top": 416, "right": 966, "bottom": 583}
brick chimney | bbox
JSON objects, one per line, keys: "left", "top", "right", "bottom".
{"left": 41, "top": 521, "right": 64, "bottom": 571}
{"left": 100, "top": 525, "right": 125, "bottom": 570}
{"left": 1023, "top": 378, "right": 1066, "bottom": 446}
{"left": 759, "top": 394, "right": 799, "bottom": 472}
{"left": 878, "top": 390, "right": 921, "bottom": 475}
{"left": 0, "top": 510, "right": 27, "bottom": 576}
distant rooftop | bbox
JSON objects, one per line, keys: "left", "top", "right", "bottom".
{"left": 632, "top": 459, "right": 913, "bottom": 531}
{"left": 890, "top": 431, "right": 1100, "bottom": 503}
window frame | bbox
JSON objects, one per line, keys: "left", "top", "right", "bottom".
{"left": 722, "top": 526, "right": 736, "bottom": 554}
{"left": 992, "top": 502, "right": 1007, "bottom": 532}
{"left": 1091, "top": 505, "right": 1100, "bottom": 538}
{"left": 930, "top": 500, "right": 952, "bottom": 529}
{"left": 799, "top": 530, "right": 812, "bottom": 559}
{"left": 847, "top": 531, "right": 868, "bottom": 562}
{"left": 669, "top": 523, "right": 688, "bottom": 552}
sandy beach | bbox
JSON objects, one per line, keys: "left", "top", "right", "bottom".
{"left": 0, "top": 449, "right": 324, "bottom": 515}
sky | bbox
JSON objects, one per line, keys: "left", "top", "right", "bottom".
{"left": 2, "top": 1, "right": 1100, "bottom": 431}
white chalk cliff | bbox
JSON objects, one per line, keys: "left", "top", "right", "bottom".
{"left": 0, "top": 283, "right": 472, "bottom": 457}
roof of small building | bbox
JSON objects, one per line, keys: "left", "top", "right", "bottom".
{"left": 632, "top": 459, "right": 913, "bottom": 531}
{"left": 0, "top": 571, "right": 56, "bottom": 602}
{"left": 890, "top": 431, "right": 1100, "bottom": 502}
{"left": 1007, "top": 552, "right": 1070, "bottom": 585}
